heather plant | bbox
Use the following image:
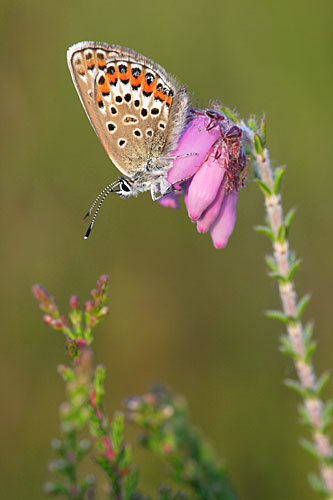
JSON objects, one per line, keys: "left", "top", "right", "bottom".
{"left": 33, "top": 107, "right": 333, "bottom": 499}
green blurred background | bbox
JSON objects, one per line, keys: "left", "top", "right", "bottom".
{"left": 1, "top": 0, "right": 332, "bottom": 498}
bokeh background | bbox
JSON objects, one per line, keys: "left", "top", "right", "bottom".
{"left": 1, "top": 0, "right": 332, "bottom": 498}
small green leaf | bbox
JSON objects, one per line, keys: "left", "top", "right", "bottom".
{"left": 256, "top": 179, "right": 272, "bottom": 196}
{"left": 299, "top": 404, "right": 312, "bottom": 426}
{"left": 110, "top": 412, "right": 125, "bottom": 454}
{"left": 93, "top": 365, "right": 106, "bottom": 404}
{"left": 265, "top": 255, "right": 278, "bottom": 273}
{"left": 254, "top": 225, "right": 275, "bottom": 239}
{"left": 247, "top": 116, "right": 258, "bottom": 132}
{"left": 304, "top": 340, "right": 316, "bottom": 363}
{"left": 57, "top": 365, "right": 75, "bottom": 382}
{"left": 285, "top": 208, "right": 296, "bottom": 236}
{"left": 287, "top": 260, "right": 302, "bottom": 281}
{"left": 260, "top": 115, "right": 266, "bottom": 145}
{"left": 285, "top": 378, "right": 306, "bottom": 397}
{"left": 322, "top": 401, "right": 333, "bottom": 431}
{"left": 218, "top": 104, "right": 240, "bottom": 123}
{"left": 296, "top": 294, "right": 311, "bottom": 320}
{"left": 254, "top": 134, "right": 264, "bottom": 155}
{"left": 273, "top": 168, "right": 285, "bottom": 195}
{"left": 304, "top": 322, "right": 314, "bottom": 344}
{"left": 123, "top": 468, "right": 139, "bottom": 500}
{"left": 266, "top": 310, "right": 288, "bottom": 323}
{"left": 316, "top": 372, "right": 330, "bottom": 397}
{"left": 277, "top": 224, "right": 286, "bottom": 243}
{"left": 269, "top": 272, "right": 287, "bottom": 282}
{"left": 308, "top": 472, "right": 327, "bottom": 495}
{"left": 279, "top": 334, "right": 295, "bottom": 356}
{"left": 299, "top": 437, "right": 319, "bottom": 458}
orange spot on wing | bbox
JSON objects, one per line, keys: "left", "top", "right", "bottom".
{"left": 153, "top": 89, "right": 167, "bottom": 100}
{"left": 106, "top": 65, "right": 119, "bottom": 84}
{"left": 98, "top": 59, "right": 106, "bottom": 69}
{"left": 130, "top": 73, "right": 144, "bottom": 86}
{"left": 87, "top": 60, "right": 95, "bottom": 69}
{"left": 98, "top": 81, "right": 110, "bottom": 94}
{"left": 167, "top": 96, "right": 172, "bottom": 106}
{"left": 119, "top": 67, "right": 131, "bottom": 81}
{"left": 142, "top": 77, "right": 157, "bottom": 93}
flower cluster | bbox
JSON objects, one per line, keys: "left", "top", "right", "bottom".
{"left": 32, "top": 275, "right": 110, "bottom": 358}
{"left": 160, "top": 109, "right": 246, "bottom": 249}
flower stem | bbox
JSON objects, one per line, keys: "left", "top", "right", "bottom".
{"left": 243, "top": 122, "right": 333, "bottom": 498}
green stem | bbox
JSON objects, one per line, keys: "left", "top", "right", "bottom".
{"left": 243, "top": 123, "right": 333, "bottom": 498}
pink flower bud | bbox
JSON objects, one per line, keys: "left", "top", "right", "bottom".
{"left": 76, "top": 338, "right": 89, "bottom": 348}
{"left": 52, "top": 318, "right": 66, "bottom": 330}
{"left": 100, "top": 306, "right": 109, "bottom": 316}
{"left": 69, "top": 295, "right": 80, "bottom": 310}
{"left": 196, "top": 183, "right": 226, "bottom": 233}
{"left": 96, "top": 275, "right": 109, "bottom": 293}
{"left": 185, "top": 143, "right": 227, "bottom": 221}
{"left": 210, "top": 191, "right": 238, "bottom": 249}
{"left": 84, "top": 300, "right": 94, "bottom": 312}
{"left": 32, "top": 284, "right": 49, "bottom": 303}
{"left": 43, "top": 314, "right": 53, "bottom": 325}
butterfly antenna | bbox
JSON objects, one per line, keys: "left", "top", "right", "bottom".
{"left": 84, "top": 182, "right": 120, "bottom": 239}
{"left": 83, "top": 181, "right": 120, "bottom": 222}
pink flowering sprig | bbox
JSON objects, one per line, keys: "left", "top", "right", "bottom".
{"left": 126, "top": 387, "right": 238, "bottom": 500}
{"left": 235, "top": 111, "right": 333, "bottom": 498}
{"left": 32, "top": 277, "right": 111, "bottom": 499}
{"left": 33, "top": 277, "right": 145, "bottom": 500}
{"left": 32, "top": 275, "right": 109, "bottom": 360}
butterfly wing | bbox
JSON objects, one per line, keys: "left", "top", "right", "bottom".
{"left": 67, "top": 42, "right": 190, "bottom": 178}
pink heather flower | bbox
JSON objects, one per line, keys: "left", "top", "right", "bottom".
{"left": 160, "top": 109, "right": 246, "bottom": 249}
{"left": 69, "top": 295, "right": 80, "bottom": 310}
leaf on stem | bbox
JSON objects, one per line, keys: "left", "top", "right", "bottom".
{"left": 299, "top": 437, "right": 319, "bottom": 459}
{"left": 218, "top": 104, "right": 240, "bottom": 123}
{"left": 316, "top": 372, "right": 330, "bottom": 397}
{"left": 254, "top": 225, "right": 275, "bottom": 240}
{"left": 279, "top": 335, "right": 296, "bottom": 357}
{"left": 254, "top": 133, "right": 264, "bottom": 155}
{"left": 296, "top": 294, "right": 311, "bottom": 321}
{"left": 266, "top": 310, "right": 288, "bottom": 323}
{"left": 273, "top": 168, "right": 285, "bottom": 195}
{"left": 247, "top": 117, "right": 258, "bottom": 133}
{"left": 308, "top": 473, "right": 327, "bottom": 495}
{"left": 285, "top": 379, "right": 307, "bottom": 397}
{"left": 322, "top": 401, "right": 333, "bottom": 432}
{"left": 260, "top": 115, "right": 266, "bottom": 146}
{"left": 277, "top": 224, "right": 286, "bottom": 243}
{"left": 256, "top": 179, "right": 272, "bottom": 196}
{"left": 287, "top": 259, "right": 302, "bottom": 281}
{"left": 285, "top": 208, "right": 296, "bottom": 237}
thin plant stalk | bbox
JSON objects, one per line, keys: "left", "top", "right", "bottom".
{"left": 242, "top": 119, "right": 333, "bottom": 498}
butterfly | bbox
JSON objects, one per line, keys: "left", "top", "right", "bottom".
{"left": 67, "top": 42, "right": 193, "bottom": 237}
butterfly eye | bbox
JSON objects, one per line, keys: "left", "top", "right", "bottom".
{"left": 120, "top": 179, "right": 132, "bottom": 193}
